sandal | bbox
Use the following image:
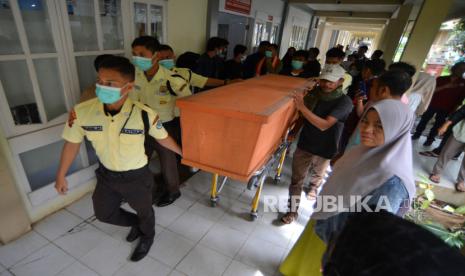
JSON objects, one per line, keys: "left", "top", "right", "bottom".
{"left": 281, "top": 212, "right": 298, "bottom": 224}
{"left": 455, "top": 182, "right": 465, "bottom": 192}
{"left": 429, "top": 174, "right": 440, "bottom": 184}
{"left": 419, "top": 151, "right": 439, "bottom": 158}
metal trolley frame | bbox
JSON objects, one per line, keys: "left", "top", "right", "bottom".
{"left": 208, "top": 128, "right": 292, "bottom": 221}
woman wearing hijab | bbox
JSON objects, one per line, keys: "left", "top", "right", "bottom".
{"left": 280, "top": 99, "right": 416, "bottom": 276}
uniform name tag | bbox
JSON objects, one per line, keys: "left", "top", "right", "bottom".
{"left": 82, "top": 126, "right": 102, "bottom": 131}
{"left": 121, "top": 128, "right": 144, "bottom": 135}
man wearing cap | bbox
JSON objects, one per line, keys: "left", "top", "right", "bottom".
{"left": 281, "top": 64, "right": 353, "bottom": 224}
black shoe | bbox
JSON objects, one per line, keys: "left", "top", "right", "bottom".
{"left": 130, "top": 237, "right": 154, "bottom": 262}
{"left": 126, "top": 226, "right": 141, "bottom": 242}
{"left": 412, "top": 134, "right": 421, "bottom": 140}
{"left": 156, "top": 191, "right": 181, "bottom": 207}
{"left": 423, "top": 139, "right": 434, "bottom": 147}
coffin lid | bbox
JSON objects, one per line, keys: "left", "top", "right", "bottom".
{"left": 176, "top": 75, "right": 309, "bottom": 123}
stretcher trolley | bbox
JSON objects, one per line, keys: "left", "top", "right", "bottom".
{"left": 176, "top": 75, "right": 310, "bottom": 221}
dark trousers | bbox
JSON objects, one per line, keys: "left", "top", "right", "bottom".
{"left": 92, "top": 165, "right": 155, "bottom": 239}
{"left": 414, "top": 107, "right": 448, "bottom": 142}
{"left": 145, "top": 118, "right": 181, "bottom": 194}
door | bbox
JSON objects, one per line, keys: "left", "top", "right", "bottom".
{"left": 129, "top": 0, "right": 167, "bottom": 43}
{"left": 0, "top": 0, "right": 128, "bottom": 219}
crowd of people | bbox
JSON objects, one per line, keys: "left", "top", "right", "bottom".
{"left": 53, "top": 34, "right": 465, "bottom": 273}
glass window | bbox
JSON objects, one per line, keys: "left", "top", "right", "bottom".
{"left": 0, "top": 1, "right": 23, "bottom": 55}
{"left": 0, "top": 60, "right": 41, "bottom": 125}
{"left": 134, "top": 2, "right": 147, "bottom": 37}
{"left": 19, "top": 140, "right": 84, "bottom": 191}
{"left": 67, "top": 0, "right": 98, "bottom": 51}
{"left": 150, "top": 4, "right": 163, "bottom": 42}
{"left": 33, "top": 58, "right": 66, "bottom": 121}
{"left": 18, "top": 0, "right": 56, "bottom": 53}
{"left": 75, "top": 55, "right": 98, "bottom": 93}
{"left": 99, "top": 0, "right": 124, "bottom": 50}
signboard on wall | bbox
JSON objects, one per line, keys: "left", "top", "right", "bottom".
{"left": 225, "top": 0, "right": 252, "bottom": 15}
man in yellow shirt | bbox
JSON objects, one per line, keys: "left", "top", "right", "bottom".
{"left": 131, "top": 36, "right": 189, "bottom": 207}
{"left": 55, "top": 56, "right": 181, "bottom": 262}
{"left": 157, "top": 44, "right": 228, "bottom": 93}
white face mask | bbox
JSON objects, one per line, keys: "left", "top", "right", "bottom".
{"left": 240, "top": 55, "right": 246, "bottom": 62}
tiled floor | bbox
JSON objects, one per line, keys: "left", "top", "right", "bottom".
{"left": 0, "top": 156, "right": 311, "bottom": 276}
{"left": 1, "top": 135, "right": 459, "bottom": 276}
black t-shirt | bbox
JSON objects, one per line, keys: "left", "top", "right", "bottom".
{"left": 280, "top": 69, "right": 315, "bottom": 79}
{"left": 243, "top": 52, "right": 264, "bottom": 79}
{"left": 195, "top": 53, "right": 225, "bottom": 79}
{"left": 224, "top": 59, "right": 243, "bottom": 79}
{"left": 304, "top": 60, "right": 321, "bottom": 78}
{"left": 297, "top": 95, "right": 353, "bottom": 159}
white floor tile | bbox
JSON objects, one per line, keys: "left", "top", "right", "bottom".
{"left": 167, "top": 211, "right": 215, "bottom": 243}
{"left": 187, "top": 201, "right": 226, "bottom": 221}
{"left": 223, "top": 260, "right": 270, "bottom": 276}
{"left": 66, "top": 193, "right": 94, "bottom": 220}
{"left": 33, "top": 210, "right": 83, "bottom": 241}
{"left": 199, "top": 224, "right": 247, "bottom": 258}
{"left": 218, "top": 210, "right": 257, "bottom": 235}
{"left": 54, "top": 223, "right": 109, "bottom": 259}
{"left": 0, "top": 270, "right": 12, "bottom": 276}
{"left": 154, "top": 204, "right": 186, "bottom": 228}
{"left": 172, "top": 188, "right": 202, "bottom": 210}
{"left": 10, "top": 244, "right": 74, "bottom": 276}
{"left": 56, "top": 261, "right": 99, "bottom": 276}
{"left": 235, "top": 237, "right": 286, "bottom": 275}
{"left": 149, "top": 230, "right": 195, "bottom": 267}
{"left": 176, "top": 244, "right": 232, "bottom": 276}
{"left": 249, "top": 223, "right": 294, "bottom": 248}
{"left": 79, "top": 236, "right": 132, "bottom": 276}
{"left": 113, "top": 256, "right": 172, "bottom": 276}
{"left": 168, "top": 270, "right": 187, "bottom": 276}
{"left": 0, "top": 231, "right": 49, "bottom": 268}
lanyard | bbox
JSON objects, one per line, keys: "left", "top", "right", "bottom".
{"left": 119, "top": 104, "right": 135, "bottom": 135}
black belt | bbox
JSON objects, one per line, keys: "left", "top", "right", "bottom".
{"left": 97, "top": 163, "right": 148, "bottom": 179}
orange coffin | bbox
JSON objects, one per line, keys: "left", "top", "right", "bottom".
{"left": 176, "top": 74, "right": 309, "bottom": 182}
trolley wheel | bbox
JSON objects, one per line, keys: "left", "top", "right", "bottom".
{"left": 274, "top": 175, "right": 281, "bottom": 184}
{"left": 210, "top": 196, "right": 219, "bottom": 207}
{"left": 247, "top": 175, "right": 260, "bottom": 191}
{"left": 250, "top": 212, "right": 258, "bottom": 221}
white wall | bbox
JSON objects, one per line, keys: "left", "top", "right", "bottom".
{"left": 280, "top": 5, "right": 313, "bottom": 57}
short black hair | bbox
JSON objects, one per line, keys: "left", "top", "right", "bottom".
{"left": 378, "top": 69, "right": 412, "bottom": 96}
{"left": 131, "top": 36, "right": 160, "bottom": 53}
{"left": 98, "top": 55, "right": 135, "bottom": 82}
{"left": 269, "top": 44, "right": 279, "bottom": 50}
{"left": 293, "top": 50, "right": 309, "bottom": 60}
{"left": 159, "top": 44, "right": 173, "bottom": 52}
{"left": 308, "top": 47, "right": 320, "bottom": 57}
{"left": 359, "top": 45, "right": 368, "bottom": 51}
{"left": 371, "top": 49, "right": 384, "bottom": 59}
{"left": 364, "top": 59, "right": 386, "bottom": 76}
{"left": 259, "top": 41, "right": 271, "bottom": 48}
{"left": 326, "top": 47, "right": 345, "bottom": 59}
{"left": 94, "top": 54, "right": 113, "bottom": 72}
{"left": 388, "top": 62, "right": 416, "bottom": 77}
{"left": 219, "top": 38, "right": 229, "bottom": 47}
{"left": 206, "top": 37, "right": 225, "bottom": 51}
{"left": 233, "top": 44, "right": 247, "bottom": 57}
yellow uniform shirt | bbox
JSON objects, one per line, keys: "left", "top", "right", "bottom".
{"left": 134, "top": 66, "right": 191, "bottom": 122}
{"left": 62, "top": 98, "right": 168, "bottom": 172}
{"left": 173, "top": 67, "right": 208, "bottom": 89}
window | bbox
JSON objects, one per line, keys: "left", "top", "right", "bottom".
{"left": 132, "top": 1, "right": 166, "bottom": 43}
{"left": 289, "top": 25, "right": 308, "bottom": 50}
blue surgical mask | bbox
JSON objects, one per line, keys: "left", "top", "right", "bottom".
{"left": 265, "top": 50, "right": 273, "bottom": 58}
{"left": 292, "top": 60, "right": 304, "bottom": 70}
{"left": 95, "top": 84, "right": 124, "bottom": 104}
{"left": 132, "top": 56, "right": 153, "bottom": 71}
{"left": 159, "top": 59, "right": 175, "bottom": 70}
